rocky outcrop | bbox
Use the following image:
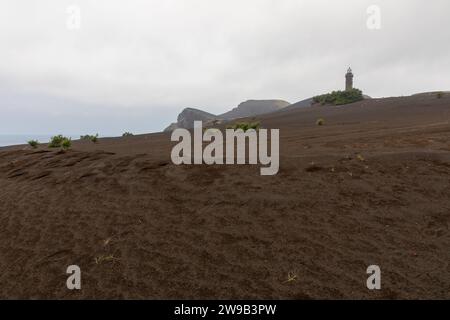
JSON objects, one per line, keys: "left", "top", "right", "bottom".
{"left": 163, "top": 122, "right": 180, "bottom": 132}
{"left": 164, "top": 108, "right": 217, "bottom": 131}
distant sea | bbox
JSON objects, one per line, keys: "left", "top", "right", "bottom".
{"left": 0, "top": 135, "right": 54, "bottom": 147}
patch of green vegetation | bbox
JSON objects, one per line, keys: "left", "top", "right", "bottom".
{"left": 437, "top": 91, "right": 444, "bottom": 99}
{"left": 28, "top": 140, "right": 39, "bottom": 148}
{"left": 228, "top": 122, "right": 261, "bottom": 132}
{"left": 61, "top": 138, "right": 72, "bottom": 150}
{"left": 48, "top": 135, "right": 65, "bottom": 148}
{"left": 80, "top": 133, "right": 99, "bottom": 143}
{"left": 48, "top": 135, "right": 71, "bottom": 149}
{"left": 122, "top": 132, "right": 134, "bottom": 137}
{"left": 313, "top": 88, "right": 364, "bottom": 106}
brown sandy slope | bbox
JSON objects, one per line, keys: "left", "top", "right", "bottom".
{"left": 0, "top": 95, "right": 449, "bottom": 299}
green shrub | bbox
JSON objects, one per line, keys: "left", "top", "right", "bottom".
{"left": 48, "top": 135, "right": 72, "bottom": 149}
{"left": 230, "top": 122, "right": 260, "bottom": 132}
{"left": 313, "top": 88, "right": 364, "bottom": 106}
{"left": 316, "top": 118, "right": 325, "bottom": 126}
{"left": 437, "top": 92, "right": 444, "bottom": 99}
{"left": 80, "top": 134, "right": 98, "bottom": 143}
{"left": 61, "top": 137, "right": 72, "bottom": 150}
{"left": 122, "top": 132, "right": 133, "bottom": 137}
{"left": 28, "top": 140, "right": 39, "bottom": 148}
{"left": 48, "top": 135, "right": 65, "bottom": 148}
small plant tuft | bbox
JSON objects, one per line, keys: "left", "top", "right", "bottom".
{"left": 28, "top": 140, "right": 39, "bottom": 148}
{"left": 316, "top": 118, "right": 325, "bottom": 126}
{"left": 61, "top": 137, "right": 72, "bottom": 150}
{"left": 437, "top": 92, "right": 444, "bottom": 99}
{"left": 122, "top": 132, "right": 134, "bottom": 137}
{"left": 230, "top": 122, "right": 261, "bottom": 132}
{"left": 49, "top": 135, "right": 71, "bottom": 149}
{"left": 80, "top": 133, "right": 99, "bottom": 143}
{"left": 283, "top": 272, "right": 298, "bottom": 283}
{"left": 48, "top": 135, "right": 65, "bottom": 148}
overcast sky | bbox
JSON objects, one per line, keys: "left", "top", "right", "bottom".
{"left": 1, "top": 0, "right": 449, "bottom": 135}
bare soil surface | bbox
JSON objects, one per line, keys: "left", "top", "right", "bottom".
{"left": 0, "top": 95, "right": 449, "bottom": 299}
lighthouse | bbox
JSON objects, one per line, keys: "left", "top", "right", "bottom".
{"left": 345, "top": 67, "right": 353, "bottom": 91}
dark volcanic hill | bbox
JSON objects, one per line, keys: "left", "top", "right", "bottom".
{"left": 218, "top": 99, "right": 290, "bottom": 119}
{"left": 163, "top": 93, "right": 376, "bottom": 132}
{"left": 165, "top": 107, "right": 217, "bottom": 131}
{"left": 164, "top": 99, "right": 290, "bottom": 131}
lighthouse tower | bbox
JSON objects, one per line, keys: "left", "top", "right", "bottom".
{"left": 345, "top": 67, "right": 353, "bottom": 91}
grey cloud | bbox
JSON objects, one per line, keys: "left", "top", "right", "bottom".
{"left": 0, "top": 0, "right": 449, "bottom": 134}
